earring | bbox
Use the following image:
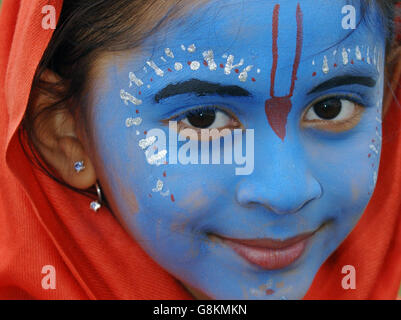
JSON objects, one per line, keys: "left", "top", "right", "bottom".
{"left": 90, "top": 183, "right": 103, "bottom": 212}
{"left": 74, "top": 161, "right": 85, "bottom": 173}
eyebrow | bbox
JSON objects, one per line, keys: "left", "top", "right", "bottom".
{"left": 307, "top": 75, "right": 377, "bottom": 95}
{"left": 154, "top": 79, "right": 251, "bottom": 103}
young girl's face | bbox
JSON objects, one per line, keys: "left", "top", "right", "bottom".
{"left": 84, "top": 0, "right": 386, "bottom": 299}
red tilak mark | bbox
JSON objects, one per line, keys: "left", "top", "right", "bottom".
{"left": 220, "top": 63, "right": 224, "bottom": 68}
{"left": 144, "top": 131, "right": 147, "bottom": 135}
{"left": 203, "top": 60, "right": 208, "bottom": 66}
{"left": 252, "top": 78, "right": 256, "bottom": 82}
{"left": 138, "top": 91, "right": 142, "bottom": 95}
{"left": 187, "top": 61, "right": 192, "bottom": 66}
{"left": 168, "top": 68, "right": 172, "bottom": 72}
{"left": 136, "top": 110, "right": 139, "bottom": 114}
{"left": 171, "top": 194, "right": 175, "bottom": 202}
{"left": 351, "top": 60, "right": 354, "bottom": 65}
{"left": 265, "top": 3, "right": 303, "bottom": 141}
{"left": 265, "top": 289, "right": 275, "bottom": 295}
{"left": 163, "top": 171, "right": 167, "bottom": 177}
{"left": 150, "top": 78, "right": 153, "bottom": 82}
{"left": 368, "top": 154, "right": 371, "bottom": 158}
{"left": 334, "top": 63, "right": 337, "bottom": 68}
{"left": 235, "top": 69, "right": 240, "bottom": 73}
{"left": 312, "top": 72, "right": 317, "bottom": 77}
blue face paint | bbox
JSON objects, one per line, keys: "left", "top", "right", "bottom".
{"left": 86, "top": 0, "right": 387, "bottom": 299}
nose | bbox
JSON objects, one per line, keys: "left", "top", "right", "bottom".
{"left": 235, "top": 148, "right": 322, "bottom": 215}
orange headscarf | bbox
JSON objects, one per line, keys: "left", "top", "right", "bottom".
{"left": 0, "top": 0, "right": 400, "bottom": 300}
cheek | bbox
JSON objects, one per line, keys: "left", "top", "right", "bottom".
{"left": 304, "top": 109, "right": 382, "bottom": 225}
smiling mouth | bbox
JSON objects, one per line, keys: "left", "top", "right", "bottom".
{"left": 209, "top": 230, "right": 318, "bottom": 270}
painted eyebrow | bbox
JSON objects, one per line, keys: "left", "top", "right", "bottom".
{"left": 154, "top": 79, "right": 251, "bottom": 103}
{"left": 307, "top": 75, "right": 377, "bottom": 95}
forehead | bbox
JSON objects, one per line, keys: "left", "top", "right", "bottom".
{"left": 141, "top": 0, "right": 386, "bottom": 58}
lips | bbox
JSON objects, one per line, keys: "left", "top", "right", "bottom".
{"left": 214, "top": 232, "right": 314, "bottom": 270}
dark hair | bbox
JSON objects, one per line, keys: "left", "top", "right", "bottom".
{"left": 21, "top": 0, "right": 400, "bottom": 202}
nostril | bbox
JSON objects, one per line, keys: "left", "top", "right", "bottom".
{"left": 235, "top": 175, "right": 323, "bottom": 215}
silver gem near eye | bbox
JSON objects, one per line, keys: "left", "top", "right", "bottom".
{"left": 305, "top": 98, "right": 356, "bottom": 121}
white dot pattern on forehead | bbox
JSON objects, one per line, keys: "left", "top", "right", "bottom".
{"left": 313, "top": 46, "right": 383, "bottom": 76}
{"left": 190, "top": 61, "right": 201, "bottom": 70}
{"left": 146, "top": 60, "right": 164, "bottom": 77}
{"left": 165, "top": 48, "right": 175, "bottom": 59}
{"left": 174, "top": 62, "right": 183, "bottom": 71}
{"left": 202, "top": 50, "right": 217, "bottom": 71}
{"left": 187, "top": 44, "right": 196, "bottom": 53}
{"left": 342, "top": 48, "right": 349, "bottom": 65}
{"left": 355, "top": 46, "right": 362, "bottom": 61}
{"left": 224, "top": 55, "right": 244, "bottom": 75}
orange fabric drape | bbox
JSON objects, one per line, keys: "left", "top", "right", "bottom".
{"left": 0, "top": 0, "right": 400, "bottom": 300}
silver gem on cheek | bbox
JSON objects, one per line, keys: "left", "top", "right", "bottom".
{"left": 152, "top": 179, "right": 164, "bottom": 192}
{"left": 120, "top": 89, "right": 142, "bottom": 106}
{"left": 145, "top": 149, "right": 168, "bottom": 166}
{"left": 125, "top": 117, "right": 143, "bottom": 128}
{"left": 139, "top": 136, "right": 157, "bottom": 150}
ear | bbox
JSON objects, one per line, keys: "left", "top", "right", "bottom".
{"left": 383, "top": 47, "right": 401, "bottom": 118}
{"left": 29, "top": 69, "right": 97, "bottom": 189}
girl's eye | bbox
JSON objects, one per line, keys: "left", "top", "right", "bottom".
{"left": 183, "top": 108, "right": 231, "bottom": 129}
{"left": 302, "top": 98, "right": 365, "bottom": 132}
{"left": 176, "top": 106, "right": 242, "bottom": 131}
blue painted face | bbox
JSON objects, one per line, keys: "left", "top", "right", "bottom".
{"left": 84, "top": 0, "right": 387, "bottom": 299}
